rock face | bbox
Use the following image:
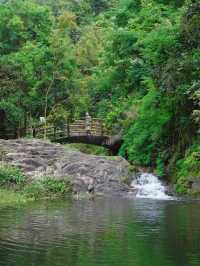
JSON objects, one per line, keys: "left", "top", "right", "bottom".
{"left": 0, "top": 139, "right": 133, "bottom": 195}
{"left": 189, "top": 178, "right": 200, "bottom": 194}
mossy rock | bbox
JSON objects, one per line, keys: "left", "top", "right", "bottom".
{"left": 128, "top": 164, "right": 138, "bottom": 174}
{"left": 120, "top": 175, "right": 132, "bottom": 186}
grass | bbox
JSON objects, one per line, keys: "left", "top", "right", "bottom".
{"left": 0, "top": 163, "right": 72, "bottom": 206}
{"left": 64, "top": 143, "right": 109, "bottom": 156}
{"left": 22, "top": 177, "right": 72, "bottom": 200}
{"left": 0, "top": 189, "right": 31, "bottom": 206}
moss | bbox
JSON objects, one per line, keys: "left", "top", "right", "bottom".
{"left": 120, "top": 175, "right": 132, "bottom": 186}
{"left": 64, "top": 143, "right": 109, "bottom": 156}
{"left": 108, "top": 156, "right": 119, "bottom": 161}
{"left": 188, "top": 191, "right": 200, "bottom": 197}
{"left": 128, "top": 164, "right": 138, "bottom": 174}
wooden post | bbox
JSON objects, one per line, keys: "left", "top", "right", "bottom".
{"left": 53, "top": 127, "right": 56, "bottom": 139}
{"left": 67, "top": 122, "right": 70, "bottom": 137}
{"left": 0, "top": 110, "right": 6, "bottom": 139}
{"left": 101, "top": 122, "right": 104, "bottom": 136}
{"left": 33, "top": 127, "right": 36, "bottom": 138}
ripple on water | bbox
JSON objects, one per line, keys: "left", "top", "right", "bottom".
{"left": 0, "top": 198, "right": 200, "bottom": 266}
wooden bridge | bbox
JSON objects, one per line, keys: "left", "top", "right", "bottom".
{"left": 27, "top": 118, "right": 122, "bottom": 154}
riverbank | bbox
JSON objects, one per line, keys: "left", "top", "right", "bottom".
{"left": 0, "top": 189, "right": 28, "bottom": 206}
{"left": 0, "top": 163, "right": 72, "bottom": 206}
{"left": 0, "top": 139, "right": 134, "bottom": 205}
{"left": 1, "top": 139, "right": 198, "bottom": 202}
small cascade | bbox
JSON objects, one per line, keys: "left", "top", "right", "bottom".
{"left": 131, "top": 173, "right": 172, "bottom": 200}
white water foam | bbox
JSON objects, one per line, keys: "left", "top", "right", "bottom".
{"left": 131, "top": 173, "right": 173, "bottom": 200}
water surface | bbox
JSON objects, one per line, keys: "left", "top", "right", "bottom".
{"left": 0, "top": 197, "right": 200, "bottom": 266}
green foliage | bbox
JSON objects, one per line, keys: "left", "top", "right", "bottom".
{"left": 0, "top": 163, "right": 26, "bottom": 185}
{"left": 64, "top": 143, "right": 109, "bottom": 156}
{"left": 120, "top": 86, "right": 172, "bottom": 166}
{"left": 47, "top": 104, "right": 70, "bottom": 128}
{"left": 0, "top": 189, "right": 29, "bottom": 206}
{"left": 176, "top": 139, "right": 200, "bottom": 178}
{"left": 41, "top": 176, "right": 72, "bottom": 194}
{"left": 23, "top": 176, "right": 72, "bottom": 199}
{"left": 156, "top": 155, "right": 165, "bottom": 177}
{"left": 0, "top": 101, "right": 23, "bottom": 124}
{"left": 175, "top": 177, "right": 189, "bottom": 195}
{"left": 1, "top": 0, "right": 200, "bottom": 196}
{"left": 0, "top": 0, "right": 77, "bottom": 132}
{"left": 22, "top": 181, "right": 45, "bottom": 200}
{"left": 0, "top": 162, "right": 72, "bottom": 200}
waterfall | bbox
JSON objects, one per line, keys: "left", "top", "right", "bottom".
{"left": 131, "top": 173, "right": 172, "bottom": 200}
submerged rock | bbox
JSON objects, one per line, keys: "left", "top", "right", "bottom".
{"left": 0, "top": 139, "right": 134, "bottom": 195}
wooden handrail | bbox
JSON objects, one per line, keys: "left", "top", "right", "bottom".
{"left": 26, "top": 117, "right": 109, "bottom": 140}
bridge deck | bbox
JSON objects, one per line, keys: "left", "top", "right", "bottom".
{"left": 26, "top": 118, "right": 122, "bottom": 153}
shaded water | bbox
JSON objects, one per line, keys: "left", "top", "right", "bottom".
{"left": 0, "top": 197, "right": 200, "bottom": 266}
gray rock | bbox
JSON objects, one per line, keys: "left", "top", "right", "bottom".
{"left": 0, "top": 139, "right": 134, "bottom": 195}
{"left": 189, "top": 178, "right": 200, "bottom": 193}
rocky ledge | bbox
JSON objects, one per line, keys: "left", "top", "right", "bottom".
{"left": 0, "top": 139, "right": 134, "bottom": 195}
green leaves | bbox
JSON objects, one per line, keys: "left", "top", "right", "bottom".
{"left": 120, "top": 87, "right": 172, "bottom": 166}
{"left": 0, "top": 0, "right": 78, "bottom": 132}
{"left": 0, "top": 163, "right": 26, "bottom": 186}
{"left": 0, "top": 0, "right": 199, "bottom": 189}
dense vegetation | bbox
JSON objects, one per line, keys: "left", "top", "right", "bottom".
{"left": 0, "top": 0, "right": 199, "bottom": 193}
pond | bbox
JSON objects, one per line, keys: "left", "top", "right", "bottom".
{"left": 0, "top": 197, "right": 200, "bottom": 266}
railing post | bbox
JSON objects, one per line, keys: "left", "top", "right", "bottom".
{"left": 67, "top": 121, "right": 70, "bottom": 137}
{"left": 101, "top": 122, "right": 104, "bottom": 136}
{"left": 53, "top": 127, "right": 56, "bottom": 139}
{"left": 33, "top": 127, "right": 36, "bottom": 138}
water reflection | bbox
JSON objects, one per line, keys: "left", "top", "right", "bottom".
{"left": 0, "top": 197, "right": 200, "bottom": 266}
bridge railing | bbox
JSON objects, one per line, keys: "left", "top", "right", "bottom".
{"left": 26, "top": 118, "right": 109, "bottom": 140}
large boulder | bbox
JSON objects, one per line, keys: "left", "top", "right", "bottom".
{"left": 0, "top": 139, "right": 134, "bottom": 195}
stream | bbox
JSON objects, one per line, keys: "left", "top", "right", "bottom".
{"left": 0, "top": 184, "right": 200, "bottom": 266}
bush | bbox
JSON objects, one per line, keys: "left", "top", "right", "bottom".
{"left": 173, "top": 139, "right": 200, "bottom": 194}
{"left": 176, "top": 139, "right": 200, "bottom": 178}
{"left": 175, "top": 177, "right": 189, "bottom": 195}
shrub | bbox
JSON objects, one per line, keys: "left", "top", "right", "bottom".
{"left": 173, "top": 139, "right": 200, "bottom": 195}
{"left": 175, "top": 177, "right": 189, "bottom": 195}
{"left": 176, "top": 139, "right": 200, "bottom": 179}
